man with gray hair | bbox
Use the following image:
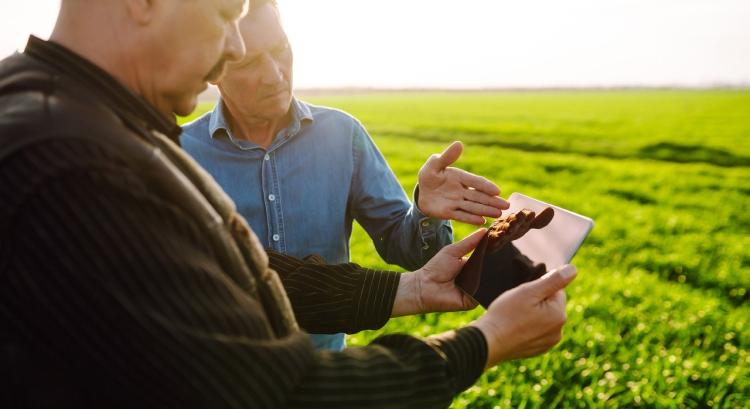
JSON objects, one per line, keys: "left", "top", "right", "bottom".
{"left": 182, "top": 0, "right": 511, "bottom": 351}
{"left": 0, "top": 0, "right": 577, "bottom": 408}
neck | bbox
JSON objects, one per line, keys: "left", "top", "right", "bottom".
{"left": 221, "top": 100, "right": 293, "bottom": 149}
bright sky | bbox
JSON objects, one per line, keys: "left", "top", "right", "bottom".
{"left": 2, "top": 0, "right": 749, "bottom": 88}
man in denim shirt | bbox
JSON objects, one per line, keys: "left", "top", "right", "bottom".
{"left": 181, "top": 0, "right": 508, "bottom": 351}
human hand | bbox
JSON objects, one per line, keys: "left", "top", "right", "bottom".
{"left": 392, "top": 229, "right": 487, "bottom": 316}
{"left": 417, "top": 141, "right": 509, "bottom": 225}
{"left": 471, "top": 264, "right": 577, "bottom": 368}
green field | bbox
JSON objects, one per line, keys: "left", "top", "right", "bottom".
{"left": 184, "top": 90, "right": 750, "bottom": 408}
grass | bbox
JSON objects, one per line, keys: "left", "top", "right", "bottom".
{"left": 183, "top": 90, "right": 750, "bottom": 408}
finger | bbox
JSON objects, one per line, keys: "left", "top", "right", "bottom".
{"left": 525, "top": 264, "right": 577, "bottom": 300}
{"left": 463, "top": 294, "right": 479, "bottom": 310}
{"left": 530, "top": 207, "right": 554, "bottom": 229}
{"left": 544, "top": 290, "right": 568, "bottom": 318}
{"left": 555, "top": 289, "right": 567, "bottom": 306}
{"left": 425, "top": 141, "right": 463, "bottom": 171}
{"left": 538, "top": 327, "right": 565, "bottom": 347}
{"left": 449, "top": 209, "right": 486, "bottom": 225}
{"left": 517, "top": 334, "right": 564, "bottom": 359}
{"left": 528, "top": 327, "right": 564, "bottom": 348}
{"left": 544, "top": 288, "right": 566, "bottom": 304}
{"left": 463, "top": 188, "right": 510, "bottom": 210}
{"left": 445, "top": 228, "right": 487, "bottom": 257}
{"left": 456, "top": 169, "right": 501, "bottom": 196}
{"left": 459, "top": 199, "right": 504, "bottom": 218}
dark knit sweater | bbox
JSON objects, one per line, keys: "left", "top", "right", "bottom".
{"left": 0, "top": 36, "right": 487, "bottom": 409}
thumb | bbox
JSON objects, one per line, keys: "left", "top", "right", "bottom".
{"left": 430, "top": 141, "right": 463, "bottom": 170}
{"left": 446, "top": 228, "right": 487, "bottom": 257}
{"left": 526, "top": 264, "right": 577, "bottom": 300}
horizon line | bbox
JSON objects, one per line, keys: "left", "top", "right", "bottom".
{"left": 198, "top": 84, "right": 750, "bottom": 101}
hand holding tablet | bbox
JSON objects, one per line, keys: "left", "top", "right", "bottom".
{"left": 456, "top": 192, "right": 594, "bottom": 308}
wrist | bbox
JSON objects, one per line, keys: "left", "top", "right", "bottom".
{"left": 470, "top": 319, "right": 505, "bottom": 369}
{"left": 392, "top": 271, "right": 424, "bottom": 317}
{"left": 413, "top": 184, "right": 426, "bottom": 215}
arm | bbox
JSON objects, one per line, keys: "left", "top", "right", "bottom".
{"left": 349, "top": 122, "right": 453, "bottom": 271}
{"left": 2, "top": 143, "right": 486, "bottom": 409}
{"left": 269, "top": 228, "right": 485, "bottom": 332}
{"left": 268, "top": 250, "right": 401, "bottom": 334}
{"left": 292, "top": 260, "right": 579, "bottom": 408}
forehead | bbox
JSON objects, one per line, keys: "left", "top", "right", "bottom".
{"left": 239, "top": 3, "right": 286, "bottom": 50}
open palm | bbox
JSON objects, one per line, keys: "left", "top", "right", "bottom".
{"left": 417, "top": 141, "right": 508, "bottom": 225}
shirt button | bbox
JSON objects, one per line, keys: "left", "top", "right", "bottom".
{"left": 264, "top": 154, "right": 270, "bottom": 161}
{"left": 268, "top": 194, "right": 276, "bottom": 201}
{"left": 272, "top": 234, "right": 280, "bottom": 242}
{"left": 421, "top": 221, "right": 430, "bottom": 227}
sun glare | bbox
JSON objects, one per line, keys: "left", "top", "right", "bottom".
{"left": 1, "top": 0, "right": 749, "bottom": 88}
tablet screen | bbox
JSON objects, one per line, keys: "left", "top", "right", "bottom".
{"left": 507, "top": 192, "right": 594, "bottom": 270}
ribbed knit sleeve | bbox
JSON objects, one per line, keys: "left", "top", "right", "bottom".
{"left": 0, "top": 140, "right": 487, "bottom": 409}
{"left": 286, "top": 327, "right": 487, "bottom": 409}
{"left": 268, "top": 251, "right": 400, "bottom": 334}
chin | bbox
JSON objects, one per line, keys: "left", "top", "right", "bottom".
{"left": 274, "top": 93, "right": 293, "bottom": 113}
{"left": 277, "top": 99, "right": 292, "bottom": 114}
{"left": 268, "top": 104, "right": 290, "bottom": 120}
{"left": 173, "top": 97, "right": 198, "bottom": 118}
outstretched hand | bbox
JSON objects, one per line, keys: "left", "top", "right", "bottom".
{"left": 417, "top": 141, "right": 509, "bottom": 225}
{"left": 392, "top": 229, "right": 487, "bottom": 317}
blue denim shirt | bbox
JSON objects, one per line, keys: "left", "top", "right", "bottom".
{"left": 181, "top": 98, "right": 452, "bottom": 350}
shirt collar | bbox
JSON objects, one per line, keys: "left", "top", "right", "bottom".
{"left": 291, "top": 97, "right": 314, "bottom": 125}
{"left": 208, "top": 98, "right": 231, "bottom": 138}
{"left": 209, "top": 96, "right": 314, "bottom": 142}
{"left": 24, "top": 36, "right": 182, "bottom": 141}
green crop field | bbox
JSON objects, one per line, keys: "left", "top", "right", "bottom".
{"left": 182, "top": 90, "right": 750, "bottom": 408}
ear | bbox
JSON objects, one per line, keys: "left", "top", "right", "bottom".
{"left": 124, "top": 0, "right": 157, "bottom": 25}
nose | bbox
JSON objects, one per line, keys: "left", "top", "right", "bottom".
{"left": 224, "top": 21, "right": 246, "bottom": 63}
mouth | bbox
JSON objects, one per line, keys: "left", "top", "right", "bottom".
{"left": 260, "top": 87, "right": 289, "bottom": 101}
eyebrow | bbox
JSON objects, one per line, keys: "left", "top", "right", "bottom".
{"left": 233, "top": 39, "right": 288, "bottom": 67}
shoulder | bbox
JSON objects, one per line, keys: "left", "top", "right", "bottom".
{"left": 295, "top": 100, "right": 376, "bottom": 158}
{"left": 297, "top": 99, "right": 367, "bottom": 136}
{"left": 0, "top": 54, "right": 161, "bottom": 207}
{"left": 0, "top": 52, "right": 132, "bottom": 145}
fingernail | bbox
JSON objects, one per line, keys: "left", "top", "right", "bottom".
{"left": 558, "top": 264, "right": 577, "bottom": 279}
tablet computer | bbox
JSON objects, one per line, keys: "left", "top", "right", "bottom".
{"left": 505, "top": 192, "right": 594, "bottom": 271}
{"left": 455, "top": 192, "right": 594, "bottom": 308}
